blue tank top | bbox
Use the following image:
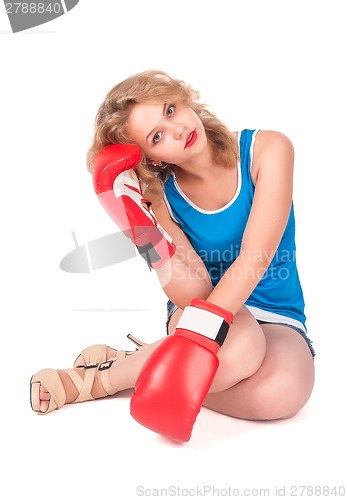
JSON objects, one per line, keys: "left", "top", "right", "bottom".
{"left": 163, "top": 129, "right": 306, "bottom": 326}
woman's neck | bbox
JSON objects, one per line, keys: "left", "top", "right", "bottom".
{"left": 173, "top": 143, "right": 222, "bottom": 182}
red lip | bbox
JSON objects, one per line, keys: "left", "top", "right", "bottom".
{"left": 185, "top": 129, "right": 197, "bottom": 149}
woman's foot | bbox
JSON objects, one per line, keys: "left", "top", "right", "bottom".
{"left": 37, "top": 346, "right": 118, "bottom": 413}
{"left": 31, "top": 336, "right": 146, "bottom": 415}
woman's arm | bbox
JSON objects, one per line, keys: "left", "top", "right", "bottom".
{"left": 208, "top": 130, "right": 295, "bottom": 314}
{"left": 148, "top": 191, "right": 214, "bottom": 309}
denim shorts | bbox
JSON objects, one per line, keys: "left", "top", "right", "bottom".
{"left": 166, "top": 300, "right": 315, "bottom": 359}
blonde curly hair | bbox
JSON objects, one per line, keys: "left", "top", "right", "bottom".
{"left": 86, "top": 70, "right": 238, "bottom": 193}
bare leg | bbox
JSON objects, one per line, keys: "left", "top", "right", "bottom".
{"left": 37, "top": 339, "right": 165, "bottom": 413}
{"left": 37, "top": 308, "right": 314, "bottom": 421}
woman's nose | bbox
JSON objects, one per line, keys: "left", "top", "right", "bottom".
{"left": 173, "top": 124, "right": 184, "bottom": 140}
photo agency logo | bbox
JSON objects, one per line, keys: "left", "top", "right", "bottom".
{"left": 4, "top": 0, "right": 79, "bottom": 32}
{"left": 60, "top": 231, "right": 137, "bottom": 274}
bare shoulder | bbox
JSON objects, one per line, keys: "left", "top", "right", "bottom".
{"left": 254, "top": 130, "right": 294, "bottom": 159}
{"left": 252, "top": 130, "right": 294, "bottom": 182}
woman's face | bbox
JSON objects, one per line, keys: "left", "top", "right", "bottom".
{"left": 127, "top": 102, "right": 208, "bottom": 166}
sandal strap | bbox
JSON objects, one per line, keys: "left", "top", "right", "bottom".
{"left": 72, "top": 345, "right": 129, "bottom": 399}
{"left": 66, "top": 359, "right": 118, "bottom": 402}
{"left": 73, "top": 344, "right": 108, "bottom": 368}
{"left": 98, "top": 360, "right": 117, "bottom": 395}
{"left": 63, "top": 368, "right": 95, "bottom": 403}
{"left": 73, "top": 344, "right": 128, "bottom": 368}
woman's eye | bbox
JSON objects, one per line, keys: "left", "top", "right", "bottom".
{"left": 152, "top": 105, "right": 175, "bottom": 144}
{"left": 153, "top": 131, "right": 162, "bottom": 144}
{"left": 167, "top": 105, "right": 175, "bottom": 117}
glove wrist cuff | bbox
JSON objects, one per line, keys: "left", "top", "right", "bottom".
{"left": 190, "top": 298, "right": 233, "bottom": 324}
{"left": 176, "top": 299, "right": 233, "bottom": 347}
{"left": 137, "top": 235, "right": 176, "bottom": 269}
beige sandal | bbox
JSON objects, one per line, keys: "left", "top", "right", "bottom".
{"left": 30, "top": 334, "right": 146, "bottom": 415}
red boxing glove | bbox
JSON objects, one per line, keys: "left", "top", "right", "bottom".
{"left": 130, "top": 298, "right": 233, "bottom": 442}
{"left": 93, "top": 144, "right": 175, "bottom": 269}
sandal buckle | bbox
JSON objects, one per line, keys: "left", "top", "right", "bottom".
{"left": 98, "top": 360, "right": 114, "bottom": 371}
{"left": 75, "top": 363, "right": 99, "bottom": 369}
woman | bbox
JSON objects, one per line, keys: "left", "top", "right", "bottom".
{"left": 31, "top": 70, "right": 315, "bottom": 426}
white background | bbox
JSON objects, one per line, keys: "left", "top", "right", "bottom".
{"left": 1, "top": 1, "right": 346, "bottom": 498}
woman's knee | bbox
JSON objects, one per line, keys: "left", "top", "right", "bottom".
{"left": 211, "top": 313, "right": 267, "bottom": 392}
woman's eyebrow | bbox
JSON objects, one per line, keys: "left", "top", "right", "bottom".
{"left": 146, "top": 103, "right": 168, "bottom": 143}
